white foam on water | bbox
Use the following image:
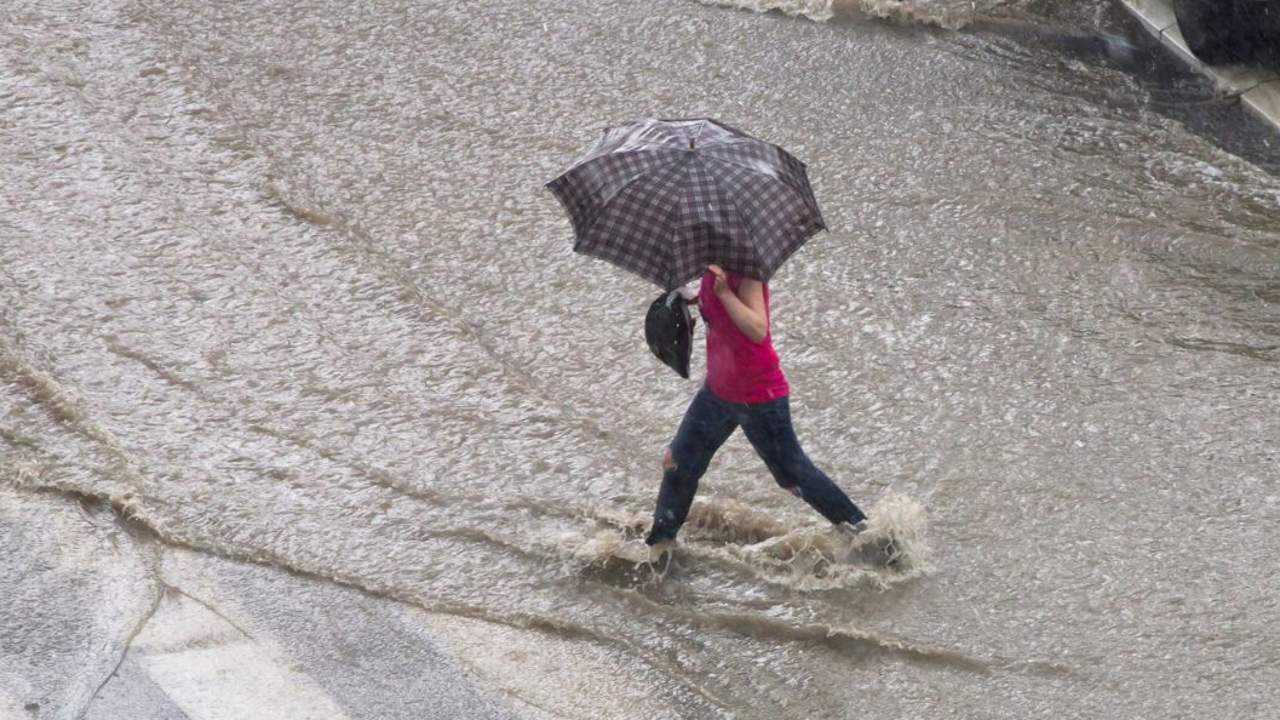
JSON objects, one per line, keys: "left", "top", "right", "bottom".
{"left": 557, "top": 492, "right": 931, "bottom": 591}
{"left": 696, "top": 0, "right": 835, "bottom": 22}
{"left": 696, "top": 0, "right": 1003, "bottom": 28}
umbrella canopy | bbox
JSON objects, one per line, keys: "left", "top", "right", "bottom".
{"left": 546, "top": 118, "right": 826, "bottom": 289}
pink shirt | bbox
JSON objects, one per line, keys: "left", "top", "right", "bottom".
{"left": 699, "top": 269, "right": 789, "bottom": 404}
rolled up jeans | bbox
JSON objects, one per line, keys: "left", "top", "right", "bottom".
{"left": 646, "top": 385, "right": 867, "bottom": 545}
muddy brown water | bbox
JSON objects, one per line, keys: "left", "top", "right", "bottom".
{"left": 3, "top": 0, "right": 1279, "bottom": 717}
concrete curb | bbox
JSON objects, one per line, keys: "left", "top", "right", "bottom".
{"left": 1119, "top": 0, "right": 1280, "bottom": 133}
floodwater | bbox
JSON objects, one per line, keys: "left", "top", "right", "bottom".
{"left": 3, "top": 0, "right": 1279, "bottom": 717}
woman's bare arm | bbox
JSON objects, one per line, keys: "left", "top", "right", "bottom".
{"left": 708, "top": 265, "right": 768, "bottom": 343}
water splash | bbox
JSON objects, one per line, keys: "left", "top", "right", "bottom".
{"left": 559, "top": 493, "right": 931, "bottom": 591}
{"left": 696, "top": 0, "right": 1013, "bottom": 29}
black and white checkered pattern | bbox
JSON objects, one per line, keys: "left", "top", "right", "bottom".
{"left": 546, "top": 118, "right": 826, "bottom": 289}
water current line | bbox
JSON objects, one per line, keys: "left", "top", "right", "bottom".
{"left": 129, "top": 0, "right": 656, "bottom": 497}
{"left": 6, "top": 37, "right": 621, "bottom": 526}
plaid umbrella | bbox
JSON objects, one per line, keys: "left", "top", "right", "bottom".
{"left": 546, "top": 118, "right": 826, "bottom": 289}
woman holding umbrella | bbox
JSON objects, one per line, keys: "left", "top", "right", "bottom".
{"left": 643, "top": 262, "right": 868, "bottom": 547}
{"left": 547, "top": 118, "right": 869, "bottom": 550}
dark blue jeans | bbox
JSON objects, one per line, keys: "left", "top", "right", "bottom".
{"left": 645, "top": 385, "right": 867, "bottom": 545}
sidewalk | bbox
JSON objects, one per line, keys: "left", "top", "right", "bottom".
{"left": 1120, "top": 0, "right": 1280, "bottom": 132}
{"left": 0, "top": 488, "right": 524, "bottom": 720}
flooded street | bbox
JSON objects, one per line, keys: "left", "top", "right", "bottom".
{"left": 3, "top": 0, "right": 1279, "bottom": 717}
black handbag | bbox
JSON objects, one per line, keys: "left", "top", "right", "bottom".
{"left": 644, "top": 290, "right": 695, "bottom": 379}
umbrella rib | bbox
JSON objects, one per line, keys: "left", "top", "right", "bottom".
{"left": 573, "top": 154, "right": 690, "bottom": 248}
{"left": 659, "top": 158, "right": 696, "bottom": 288}
{"left": 699, "top": 151, "right": 817, "bottom": 216}
{"left": 698, "top": 156, "right": 764, "bottom": 281}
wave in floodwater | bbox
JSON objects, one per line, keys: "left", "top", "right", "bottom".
{"left": 563, "top": 493, "right": 930, "bottom": 592}
{"left": 698, "top": 0, "right": 1114, "bottom": 28}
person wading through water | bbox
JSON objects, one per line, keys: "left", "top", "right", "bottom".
{"left": 645, "top": 263, "right": 869, "bottom": 550}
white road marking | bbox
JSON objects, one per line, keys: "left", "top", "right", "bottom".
{"left": 131, "top": 592, "right": 350, "bottom": 720}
